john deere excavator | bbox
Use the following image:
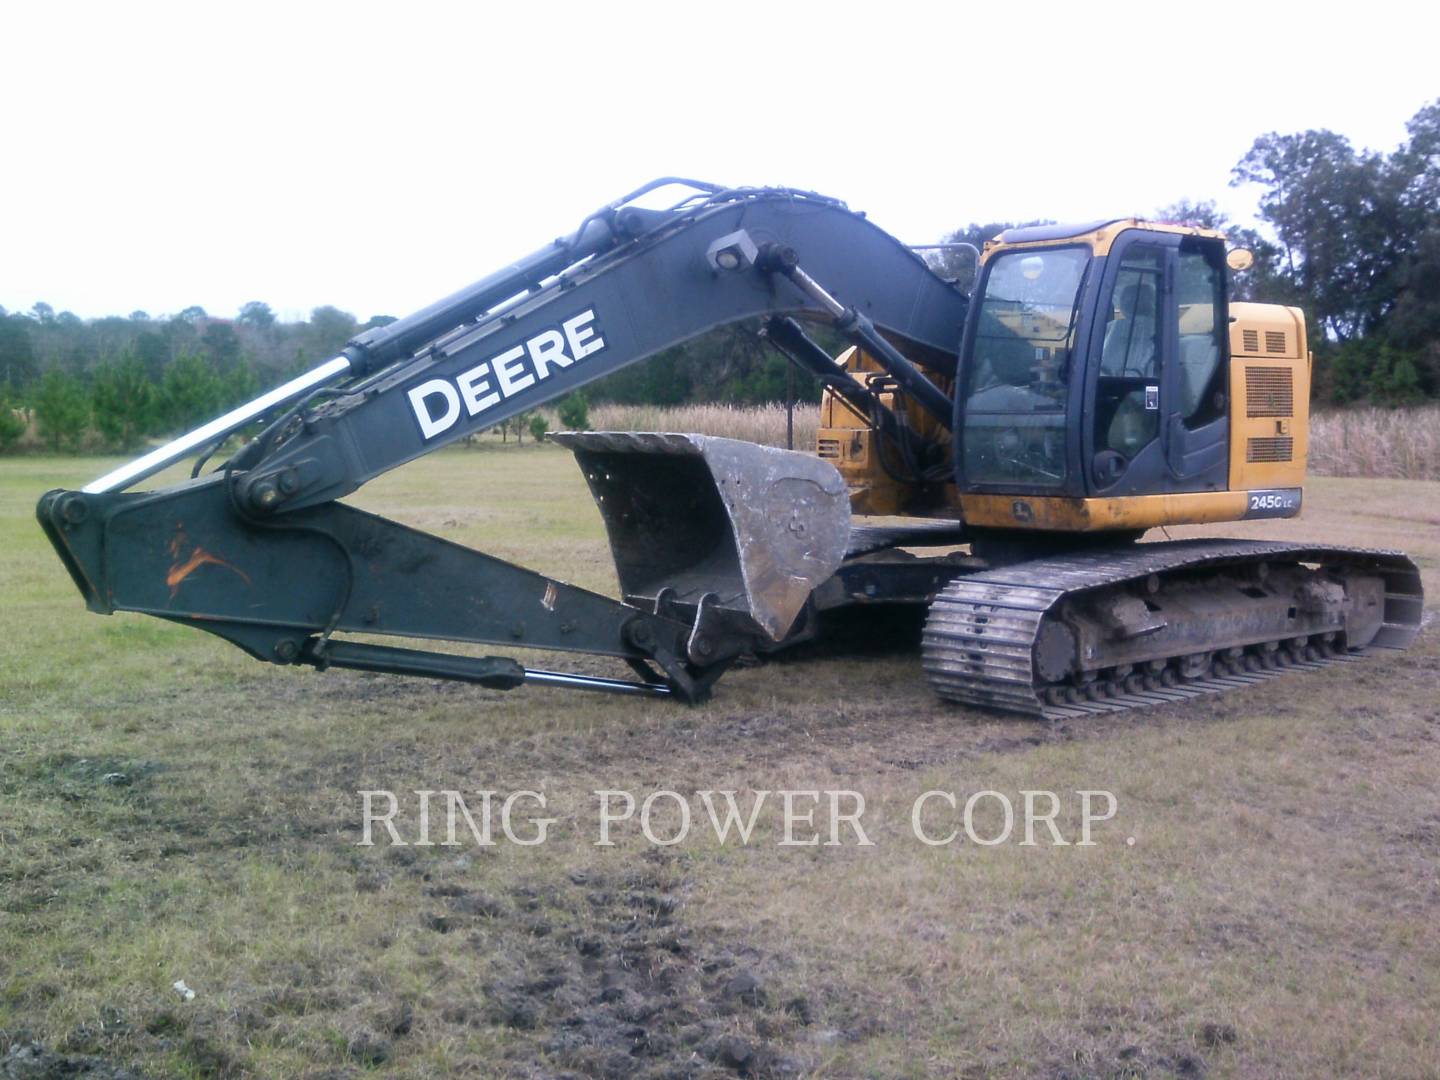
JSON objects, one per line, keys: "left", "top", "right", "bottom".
{"left": 38, "top": 180, "right": 1423, "bottom": 718}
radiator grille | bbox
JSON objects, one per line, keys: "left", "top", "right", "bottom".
{"left": 1247, "top": 436, "right": 1294, "bottom": 463}
{"left": 1242, "top": 329, "right": 1260, "bottom": 352}
{"left": 1265, "top": 330, "right": 1288, "bottom": 354}
{"left": 1246, "top": 366, "right": 1294, "bottom": 417}
{"left": 817, "top": 438, "right": 841, "bottom": 460}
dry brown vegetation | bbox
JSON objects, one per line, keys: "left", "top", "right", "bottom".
{"left": 585, "top": 403, "right": 1440, "bottom": 481}
{"left": 1309, "top": 405, "right": 1440, "bottom": 480}
{"left": 3, "top": 448, "right": 1439, "bottom": 1078}
{"left": 11, "top": 398, "right": 1440, "bottom": 482}
{"left": 587, "top": 403, "right": 820, "bottom": 451}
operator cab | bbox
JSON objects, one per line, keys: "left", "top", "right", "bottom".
{"left": 956, "top": 219, "right": 1231, "bottom": 499}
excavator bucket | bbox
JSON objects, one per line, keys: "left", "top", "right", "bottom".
{"left": 550, "top": 433, "right": 851, "bottom": 643}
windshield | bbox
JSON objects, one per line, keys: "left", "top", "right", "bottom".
{"left": 962, "top": 246, "right": 1091, "bottom": 488}
{"left": 967, "top": 247, "right": 1089, "bottom": 408}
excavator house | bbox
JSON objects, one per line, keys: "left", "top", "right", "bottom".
{"left": 39, "top": 180, "right": 1423, "bottom": 718}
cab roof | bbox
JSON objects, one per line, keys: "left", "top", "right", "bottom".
{"left": 986, "top": 218, "right": 1229, "bottom": 259}
{"left": 997, "top": 220, "right": 1120, "bottom": 244}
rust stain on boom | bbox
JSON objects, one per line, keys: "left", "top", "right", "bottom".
{"left": 166, "top": 528, "right": 252, "bottom": 599}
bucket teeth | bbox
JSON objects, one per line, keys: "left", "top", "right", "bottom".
{"left": 551, "top": 432, "right": 850, "bottom": 642}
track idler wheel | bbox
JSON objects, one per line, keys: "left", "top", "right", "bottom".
{"left": 1034, "top": 620, "right": 1077, "bottom": 684}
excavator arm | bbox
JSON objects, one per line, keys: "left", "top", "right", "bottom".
{"left": 226, "top": 183, "right": 964, "bottom": 512}
{"left": 38, "top": 181, "right": 967, "bottom": 702}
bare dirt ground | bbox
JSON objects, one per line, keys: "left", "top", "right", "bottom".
{"left": 3, "top": 446, "right": 1438, "bottom": 1078}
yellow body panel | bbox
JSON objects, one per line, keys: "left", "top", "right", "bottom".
{"left": 819, "top": 226, "right": 1312, "bottom": 534}
{"left": 1227, "top": 302, "right": 1310, "bottom": 490}
{"left": 959, "top": 491, "right": 1249, "bottom": 531}
{"left": 817, "top": 346, "right": 949, "bottom": 516}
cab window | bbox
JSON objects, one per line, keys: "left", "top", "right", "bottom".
{"left": 961, "top": 246, "right": 1089, "bottom": 488}
{"left": 1094, "top": 245, "right": 1163, "bottom": 464}
{"left": 1100, "top": 249, "right": 1161, "bottom": 377}
{"left": 1176, "top": 242, "right": 1226, "bottom": 426}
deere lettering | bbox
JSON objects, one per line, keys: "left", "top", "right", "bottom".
{"left": 407, "top": 309, "right": 606, "bottom": 439}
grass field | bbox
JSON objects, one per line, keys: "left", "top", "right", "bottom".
{"left": 3, "top": 444, "right": 1439, "bottom": 1079}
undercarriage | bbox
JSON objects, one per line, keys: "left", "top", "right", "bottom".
{"left": 921, "top": 539, "right": 1422, "bottom": 719}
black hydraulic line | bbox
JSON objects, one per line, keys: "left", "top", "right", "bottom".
{"left": 759, "top": 245, "right": 955, "bottom": 430}
{"left": 222, "top": 385, "right": 345, "bottom": 474}
{"left": 342, "top": 215, "right": 621, "bottom": 375}
{"left": 835, "top": 316, "right": 954, "bottom": 431}
{"left": 340, "top": 180, "right": 739, "bottom": 376}
{"left": 857, "top": 372, "right": 932, "bottom": 486}
{"left": 760, "top": 317, "right": 931, "bottom": 466}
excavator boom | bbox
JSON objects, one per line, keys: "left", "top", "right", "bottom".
{"left": 39, "top": 182, "right": 964, "bottom": 702}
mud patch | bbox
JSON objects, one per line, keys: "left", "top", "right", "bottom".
{"left": 1048, "top": 1039, "right": 1211, "bottom": 1080}
{"left": 460, "top": 851, "right": 818, "bottom": 1078}
{"left": 0, "top": 1039, "right": 144, "bottom": 1079}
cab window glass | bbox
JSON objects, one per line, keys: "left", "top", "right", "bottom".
{"left": 967, "top": 247, "right": 1089, "bottom": 409}
{"left": 962, "top": 247, "right": 1090, "bottom": 488}
{"left": 1099, "top": 249, "right": 1161, "bottom": 377}
{"left": 1094, "top": 245, "right": 1163, "bottom": 471}
{"left": 1176, "top": 244, "right": 1225, "bottom": 425}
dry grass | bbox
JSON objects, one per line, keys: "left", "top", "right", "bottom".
{"left": 3, "top": 448, "right": 1439, "bottom": 1078}
{"left": 585, "top": 401, "right": 1440, "bottom": 481}
{"left": 588, "top": 402, "right": 820, "bottom": 450}
{"left": 11, "top": 397, "right": 1439, "bottom": 480}
{"left": 1304, "top": 405, "right": 1440, "bottom": 480}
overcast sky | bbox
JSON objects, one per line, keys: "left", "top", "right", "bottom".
{"left": 3, "top": 1, "right": 1435, "bottom": 323}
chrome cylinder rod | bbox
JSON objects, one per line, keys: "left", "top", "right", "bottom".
{"left": 82, "top": 355, "right": 353, "bottom": 494}
{"left": 523, "top": 669, "right": 673, "bottom": 696}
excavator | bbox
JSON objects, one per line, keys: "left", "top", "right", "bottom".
{"left": 38, "top": 179, "right": 1423, "bottom": 718}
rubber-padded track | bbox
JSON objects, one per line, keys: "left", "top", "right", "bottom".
{"left": 922, "top": 539, "right": 1423, "bottom": 719}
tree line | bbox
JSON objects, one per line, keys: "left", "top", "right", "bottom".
{"left": 0, "top": 301, "right": 396, "bottom": 452}
{"left": 933, "top": 99, "right": 1440, "bottom": 406}
{"left": 2, "top": 98, "right": 1436, "bottom": 453}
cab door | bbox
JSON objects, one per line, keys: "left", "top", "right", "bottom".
{"left": 1084, "top": 232, "right": 1229, "bottom": 496}
{"left": 1166, "top": 238, "right": 1230, "bottom": 489}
